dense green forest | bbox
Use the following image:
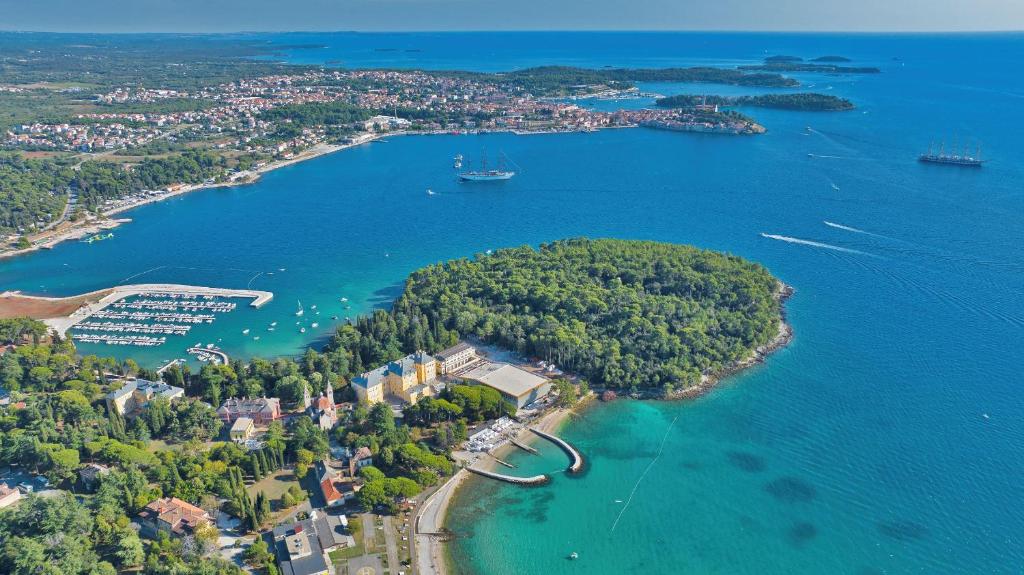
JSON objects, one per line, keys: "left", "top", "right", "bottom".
{"left": 394, "top": 239, "right": 783, "bottom": 390}
{"left": 448, "top": 65, "right": 799, "bottom": 95}
{"left": 0, "top": 150, "right": 227, "bottom": 234}
{"left": 0, "top": 33, "right": 316, "bottom": 89}
{"left": 656, "top": 93, "right": 855, "bottom": 111}
{"left": 738, "top": 62, "right": 880, "bottom": 74}
{"left": 333, "top": 238, "right": 784, "bottom": 391}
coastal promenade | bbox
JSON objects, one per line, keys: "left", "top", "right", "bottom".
{"left": 19, "top": 283, "right": 274, "bottom": 335}
{"left": 414, "top": 469, "right": 469, "bottom": 575}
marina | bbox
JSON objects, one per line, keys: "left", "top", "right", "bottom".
{"left": 0, "top": 284, "right": 277, "bottom": 352}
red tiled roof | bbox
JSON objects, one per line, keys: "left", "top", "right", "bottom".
{"left": 140, "top": 497, "right": 211, "bottom": 535}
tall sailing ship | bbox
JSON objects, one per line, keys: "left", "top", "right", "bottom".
{"left": 918, "top": 141, "right": 985, "bottom": 167}
{"left": 458, "top": 150, "right": 515, "bottom": 181}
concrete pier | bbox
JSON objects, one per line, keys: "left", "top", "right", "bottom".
{"left": 466, "top": 466, "right": 549, "bottom": 485}
{"left": 510, "top": 438, "right": 540, "bottom": 455}
{"left": 528, "top": 427, "right": 585, "bottom": 474}
{"left": 488, "top": 454, "right": 515, "bottom": 468}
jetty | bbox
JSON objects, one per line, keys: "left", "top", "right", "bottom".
{"left": 466, "top": 466, "right": 549, "bottom": 486}
{"left": 488, "top": 454, "right": 516, "bottom": 468}
{"left": 510, "top": 438, "right": 540, "bottom": 454}
{"left": 528, "top": 427, "right": 585, "bottom": 474}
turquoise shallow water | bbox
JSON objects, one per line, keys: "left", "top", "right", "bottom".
{"left": 2, "top": 32, "right": 1024, "bottom": 573}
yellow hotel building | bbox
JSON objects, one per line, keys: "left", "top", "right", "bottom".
{"left": 352, "top": 350, "right": 437, "bottom": 405}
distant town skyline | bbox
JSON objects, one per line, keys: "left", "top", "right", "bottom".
{"left": 0, "top": 0, "right": 1022, "bottom": 33}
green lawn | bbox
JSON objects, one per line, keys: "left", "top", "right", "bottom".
{"left": 247, "top": 468, "right": 302, "bottom": 507}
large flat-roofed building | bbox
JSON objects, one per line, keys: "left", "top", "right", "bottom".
{"left": 106, "top": 378, "right": 184, "bottom": 417}
{"left": 434, "top": 342, "right": 477, "bottom": 374}
{"left": 461, "top": 362, "right": 551, "bottom": 409}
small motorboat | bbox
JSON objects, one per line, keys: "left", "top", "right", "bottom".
{"left": 569, "top": 552, "right": 579, "bottom": 560}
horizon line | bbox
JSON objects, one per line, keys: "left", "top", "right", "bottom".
{"left": 1, "top": 28, "right": 1023, "bottom": 35}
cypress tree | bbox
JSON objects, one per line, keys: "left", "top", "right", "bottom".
{"left": 251, "top": 454, "right": 263, "bottom": 482}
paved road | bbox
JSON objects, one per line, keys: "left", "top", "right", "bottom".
{"left": 413, "top": 469, "right": 467, "bottom": 575}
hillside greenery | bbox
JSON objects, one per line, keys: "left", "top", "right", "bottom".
{"left": 656, "top": 93, "right": 854, "bottom": 111}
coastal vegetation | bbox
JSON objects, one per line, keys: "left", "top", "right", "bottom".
{"left": 739, "top": 61, "right": 880, "bottom": 74}
{"left": 656, "top": 93, "right": 855, "bottom": 111}
{"left": 0, "top": 151, "right": 227, "bottom": 234}
{"left": 472, "top": 65, "right": 799, "bottom": 95}
{"left": 326, "top": 238, "right": 784, "bottom": 392}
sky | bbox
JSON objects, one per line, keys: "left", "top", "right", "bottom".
{"left": 0, "top": 0, "right": 1022, "bottom": 33}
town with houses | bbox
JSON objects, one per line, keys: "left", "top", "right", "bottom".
{"left": 0, "top": 338, "right": 567, "bottom": 575}
{"left": 4, "top": 69, "right": 756, "bottom": 154}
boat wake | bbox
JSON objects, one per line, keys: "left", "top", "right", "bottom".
{"left": 611, "top": 415, "right": 678, "bottom": 533}
{"left": 761, "top": 233, "right": 879, "bottom": 257}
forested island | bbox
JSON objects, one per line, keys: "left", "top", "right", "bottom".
{"left": 739, "top": 59, "right": 880, "bottom": 74}
{"left": 656, "top": 93, "right": 855, "bottom": 112}
{"left": 478, "top": 65, "right": 800, "bottom": 94}
{"left": 388, "top": 238, "right": 787, "bottom": 391}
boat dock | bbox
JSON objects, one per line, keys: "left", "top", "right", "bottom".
{"left": 466, "top": 466, "right": 549, "bottom": 486}
{"left": 46, "top": 283, "right": 273, "bottom": 336}
{"left": 188, "top": 346, "right": 229, "bottom": 365}
{"left": 528, "top": 427, "right": 585, "bottom": 474}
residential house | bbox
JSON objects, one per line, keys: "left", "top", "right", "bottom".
{"left": 137, "top": 497, "right": 213, "bottom": 539}
{"left": 348, "top": 446, "right": 373, "bottom": 478}
{"left": 318, "top": 461, "right": 361, "bottom": 507}
{"left": 0, "top": 484, "right": 21, "bottom": 509}
{"left": 79, "top": 462, "right": 111, "bottom": 491}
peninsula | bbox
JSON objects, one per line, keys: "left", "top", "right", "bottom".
{"left": 656, "top": 93, "right": 855, "bottom": 111}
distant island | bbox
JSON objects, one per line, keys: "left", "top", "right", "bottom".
{"left": 765, "top": 55, "right": 853, "bottom": 63}
{"left": 656, "top": 93, "right": 855, "bottom": 112}
{"left": 740, "top": 61, "right": 879, "bottom": 74}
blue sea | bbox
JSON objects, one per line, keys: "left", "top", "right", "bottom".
{"left": 3, "top": 32, "right": 1023, "bottom": 573}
